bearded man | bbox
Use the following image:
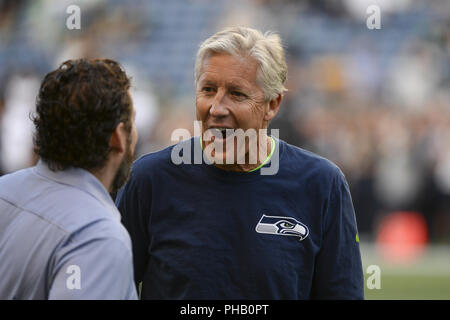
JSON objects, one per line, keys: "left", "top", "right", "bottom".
{"left": 0, "top": 59, "right": 138, "bottom": 299}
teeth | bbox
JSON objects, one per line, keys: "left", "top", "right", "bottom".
{"left": 212, "top": 127, "right": 231, "bottom": 131}
{"left": 209, "top": 127, "right": 234, "bottom": 139}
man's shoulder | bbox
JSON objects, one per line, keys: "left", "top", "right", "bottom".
{"left": 0, "top": 170, "right": 131, "bottom": 259}
{"left": 63, "top": 214, "right": 132, "bottom": 250}
{"left": 279, "top": 139, "right": 343, "bottom": 180}
{"left": 0, "top": 166, "right": 126, "bottom": 238}
{"left": 132, "top": 138, "right": 195, "bottom": 175}
{"left": 0, "top": 166, "right": 45, "bottom": 211}
{"left": 0, "top": 166, "right": 33, "bottom": 193}
{"left": 134, "top": 145, "right": 174, "bottom": 167}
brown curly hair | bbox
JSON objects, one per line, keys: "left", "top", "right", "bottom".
{"left": 32, "top": 58, "right": 132, "bottom": 171}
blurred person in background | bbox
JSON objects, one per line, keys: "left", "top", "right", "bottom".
{"left": 0, "top": 59, "right": 138, "bottom": 299}
{"left": 0, "top": 72, "right": 40, "bottom": 173}
{"left": 117, "top": 26, "right": 364, "bottom": 300}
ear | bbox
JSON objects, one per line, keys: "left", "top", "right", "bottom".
{"left": 264, "top": 93, "right": 283, "bottom": 122}
{"left": 110, "top": 122, "right": 127, "bottom": 154}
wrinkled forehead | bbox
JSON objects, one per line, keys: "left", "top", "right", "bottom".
{"left": 197, "top": 52, "right": 262, "bottom": 89}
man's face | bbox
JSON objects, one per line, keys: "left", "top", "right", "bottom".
{"left": 195, "top": 53, "right": 269, "bottom": 163}
{"left": 111, "top": 103, "right": 138, "bottom": 193}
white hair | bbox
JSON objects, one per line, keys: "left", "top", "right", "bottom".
{"left": 195, "top": 26, "right": 288, "bottom": 101}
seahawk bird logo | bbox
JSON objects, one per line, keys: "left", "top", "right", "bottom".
{"left": 255, "top": 214, "right": 309, "bottom": 241}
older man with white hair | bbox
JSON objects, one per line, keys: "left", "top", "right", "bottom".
{"left": 116, "top": 26, "right": 364, "bottom": 299}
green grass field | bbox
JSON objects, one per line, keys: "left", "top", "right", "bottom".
{"left": 364, "top": 274, "right": 450, "bottom": 300}
{"left": 361, "top": 242, "right": 450, "bottom": 300}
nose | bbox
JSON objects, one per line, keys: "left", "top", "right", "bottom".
{"left": 209, "top": 89, "right": 229, "bottom": 117}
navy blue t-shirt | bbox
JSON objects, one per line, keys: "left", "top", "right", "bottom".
{"left": 116, "top": 137, "right": 364, "bottom": 299}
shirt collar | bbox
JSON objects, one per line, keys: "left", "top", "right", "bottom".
{"left": 34, "top": 160, "right": 121, "bottom": 221}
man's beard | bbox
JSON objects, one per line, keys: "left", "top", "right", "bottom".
{"left": 110, "top": 141, "right": 134, "bottom": 193}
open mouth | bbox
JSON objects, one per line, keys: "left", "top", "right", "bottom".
{"left": 208, "top": 127, "right": 235, "bottom": 141}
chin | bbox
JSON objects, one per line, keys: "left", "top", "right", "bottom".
{"left": 205, "top": 140, "right": 237, "bottom": 165}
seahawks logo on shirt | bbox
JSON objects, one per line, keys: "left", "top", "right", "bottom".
{"left": 255, "top": 214, "right": 309, "bottom": 241}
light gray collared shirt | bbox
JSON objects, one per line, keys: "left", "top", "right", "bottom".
{"left": 0, "top": 161, "right": 137, "bottom": 299}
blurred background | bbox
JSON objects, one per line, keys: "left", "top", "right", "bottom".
{"left": 0, "top": 0, "right": 449, "bottom": 299}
